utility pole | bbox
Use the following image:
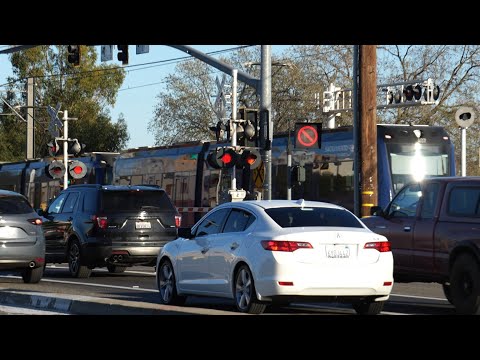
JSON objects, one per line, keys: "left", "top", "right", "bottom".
{"left": 359, "top": 45, "right": 377, "bottom": 218}
{"left": 352, "top": 45, "right": 360, "bottom": 217}
{"left": 26, "top": 77, "right": 34, "bottom": 160}
{"left": 260, "top": 45, "right": 272, "bottom": 200}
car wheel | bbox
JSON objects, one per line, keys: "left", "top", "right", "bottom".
{"left": 450, "top": 253, "right": 480, "bottom": 314}
{"left": 68, "top": 240, "right": 92, "bottom": 278}
{"left": 22, "top": 266, "right": 43, "bottom": 284}
{"left": 234, "top": 264, "right": 266, "bottom": 314}
{"left": 442, "top": 282, "right": 453, "bottom": 304}
{"left": 107, "top": 265, "right": 127, "bottom": 273}
{"left": 157, "top": 259, "right": 186, "bottom": 306}
{"left": 353, "top": 300, "right": 384, "bottom": 315}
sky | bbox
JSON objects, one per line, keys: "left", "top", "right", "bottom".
{"left": 0, "top": 45, "right": 288, "bottom": 149}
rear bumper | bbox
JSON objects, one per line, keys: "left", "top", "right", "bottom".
{"left": 253, "top": 255, "right": 394, "bottom": 301}
{"left": 0, "top": 238, "right": 45, "bottom": 270}
{"left": 108, "top": 246, "right": 161, "bottom": 266}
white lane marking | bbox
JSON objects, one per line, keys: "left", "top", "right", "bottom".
{"left": 0, "top": 275, "right": 158, "bottom": 293}
{"left": 0, "top": 304, "right": 69, "bottom": 315}
{"left": 390, "top": 293, "right": 448, "bottom": 302}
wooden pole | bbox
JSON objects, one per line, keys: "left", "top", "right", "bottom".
{"left": 359, "top": 45, "right": 377, "bottom": 217}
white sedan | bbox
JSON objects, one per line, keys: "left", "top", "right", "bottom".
{"left": 156, "top": 199, "right": 394, "bottom": 315}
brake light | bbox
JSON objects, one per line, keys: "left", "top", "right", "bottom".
{"left": 364, "top": 241, "right": 391, "bottom": 252}
{"left": 175, "top": 214, "right": 182, "bottom": 228}
{"left": 28, "top": 218, "right": 43, "bottom": 225}
{"left": 91, "top": 215, "right": 108, "bottom": 229}
{"left": 261, "top": 240, "right": 313, "bottom": 252}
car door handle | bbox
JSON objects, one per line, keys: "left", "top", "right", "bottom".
{"left": 403, "top": 226, "right": 411, "bottom": 232}
{"left": 67, "top": 217, "right": 73, "bottom": 222}
{"left": 201, "top": 247, "right": 209, "bottom": 254}
{"left": 374, "top": 225, "right": 386, "bottom": 229}
{"left": 230, "top": 242, "right": 239, "bottom": 250}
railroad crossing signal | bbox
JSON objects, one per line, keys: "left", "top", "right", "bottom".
{"left": 68, "top": 160, "right": 87, "bottom": 179}
{"left": 294, "top": 123, "right": 322, "bottom": 149}
{"left": 46, "top": 160, "right": 65, "bottom": 179}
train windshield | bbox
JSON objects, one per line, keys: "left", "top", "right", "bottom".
{"left": 386, "top": 142, "right": 450, "bottom": 193}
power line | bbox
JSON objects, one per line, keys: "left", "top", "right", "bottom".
{"left": 0, "top": 45, "right": 255, "bottom": 87}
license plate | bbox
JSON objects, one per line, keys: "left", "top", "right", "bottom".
{"left": 325, "top": 245, "right": 351, "bottom": 258}
{"left": 135, "top": 221, "right": 151, "bottom": 229}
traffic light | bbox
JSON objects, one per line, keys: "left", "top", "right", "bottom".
{"left": 294, "top": 122, "right": 322, "bottom": 149}
{"left": 47, "top": 139, "right": 61, "bottom": 157}
{"left": 117, "top": 45, "right": 129, "bottom": 65}
{"left": 68, "top": 160, "right": 87, "bottom": 179}
{"left": 67, "top": 45, "right": 81, "bottom": 66}
{"left": 46, "top": 160, "right": 65, "bottom": 179}
{"left": 291, "top": 165, "right": 306, "bottom": 183}
{"left": 207, "top": 147, "right": 239, "bottom": 169}
{"left": 237, "top": 107, "right": 258, "bottom": 147}
{"left": 384, "top": 79, "right": 440, "bottom": 106}
{"left": 68, "top": 139, "right": 86, "bottom": 156}
{"left": 238, "top": 148, "right": 262, "bottom": 170}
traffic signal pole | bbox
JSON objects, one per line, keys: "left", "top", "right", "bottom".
{"left": 63, "top": 110, "right": 69, "bottom": 190}
{"left": 231, "top": 69, "right": 238, "bottom": 191}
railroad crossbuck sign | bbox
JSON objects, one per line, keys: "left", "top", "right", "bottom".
{"left": 294, "top": 122, "right": 322, "bottom": 149}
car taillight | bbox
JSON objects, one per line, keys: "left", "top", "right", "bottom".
{"left": 364, "top": 241, "right": 391, "bottom": 252}
{"left": 91, "top": 215, "right": 108, "bottom": 229}
{"left": 261, "top": 240, "right": 313, "bottom": 252}
{"left": 175, "top": 214, "right": 182, "bottom": 228}
{"left": 28, "top": 218, "right": 42, "bottom": 225}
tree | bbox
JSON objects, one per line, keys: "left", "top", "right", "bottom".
{"left": 0, "top": 45, "right": 128, "bottom": 161}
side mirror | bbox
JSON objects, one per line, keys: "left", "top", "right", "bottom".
{"left": 36, "top": 208, "right": 46, "bottom": 217}
{"left": 370, "top": 206, "right": 384, "bottom": 217}
{"left": 178, "top": 227, "right": 193, "bottom": 239}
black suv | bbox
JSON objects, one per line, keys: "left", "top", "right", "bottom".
{"left": 39, "top": 184, "right": 180, "bottom": 278}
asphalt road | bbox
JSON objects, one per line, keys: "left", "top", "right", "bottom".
{"left": 0, "top": 264, "right": 456, "bottom": 315}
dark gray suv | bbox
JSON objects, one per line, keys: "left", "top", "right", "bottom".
{"left": 39, "top": 184, "right": 180, "bottom": 278}
{"left": 0, "top": 189, "right": 45, "bottom": 283}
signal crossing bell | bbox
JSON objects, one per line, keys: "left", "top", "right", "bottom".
{"left": 68, "top": 160, "right": 87, "bottom": 179}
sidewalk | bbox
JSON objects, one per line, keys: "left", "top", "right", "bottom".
{"left": 0, "top": 288, "right": 240, "bottom": 315}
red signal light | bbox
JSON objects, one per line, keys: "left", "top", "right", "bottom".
{"left": 221, "top": 152, "right": 233, "bottom": 165}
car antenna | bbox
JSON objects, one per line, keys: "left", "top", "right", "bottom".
{"left": 296, "top": 198, "right": 305, "bottom": 208}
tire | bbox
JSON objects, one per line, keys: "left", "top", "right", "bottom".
{"left": 353, "top": 300, "right": 385, "bottom": 315}
{"left": 233, "top": 264, "right": 267, "bottom": 314}
{"left": 442, "top": 283, "right": 453, "bottom": 304}
{"left": 22, "top": 266, "right": 43, "bottom": 284}
{"left": 157, "top": 259, "right": 186, "bottom": 306}
{"left": 450, "top": 253, "right": 480, "bottom": 314}
{"left": 68, "top": 240, "right": 92, "bottom": 278}
{"left": 107, "top": 265, "right": 127, "bottom": 273}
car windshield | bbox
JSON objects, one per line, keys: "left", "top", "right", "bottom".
{"left": 0, "top": 195, "right": 33, "bottom": 214}
{"left": 101, "top": 190, "right": 174, "bottom": 212}
{"left": 265, "top": 207, "right": 363, "bottom": 228}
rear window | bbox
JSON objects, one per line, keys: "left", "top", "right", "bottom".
{"left": 265, "top": 207, "right": 363, "bottom": 228}
{"left": 101, "top": 190, "right": 176, "bottom": 213}
{"left": 0, "top": 195, "right": 34, "bottom": 214}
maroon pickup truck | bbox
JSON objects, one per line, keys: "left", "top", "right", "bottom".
{"left": 362, "top": 176, "right": 480, "bottom": 315}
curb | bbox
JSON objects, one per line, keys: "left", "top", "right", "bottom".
{"left": 0, "top": 289, "right": 240, "bottom": 315}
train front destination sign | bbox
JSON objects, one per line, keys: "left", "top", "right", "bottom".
{"left": 294, "top": 122, "right": 322, "bottom": 149}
